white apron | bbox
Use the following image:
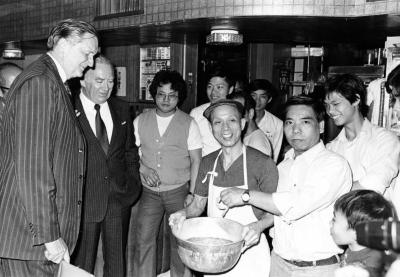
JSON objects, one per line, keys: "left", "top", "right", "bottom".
{"left": 203, "top": 146, "right": 270, "bottom": 277}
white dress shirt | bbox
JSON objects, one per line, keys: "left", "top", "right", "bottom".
{"left": 80, "top": 93, "right": 113, "bottom": 141}
{"left": 133, "top": 111, "right": 202, "bottom": 151}
{"left": 256, "top": 110, "right": 283, "bottom": 162}
{"left": 243, "top": 129, "right": 272, "bottom": 157}
{"left": 327, "top": 119, "right": 400, "bottom": 194}
{"left": 271, "top": 142, "right": 352, "bottom": 261}
{"left": 190, "top": 102, "right": 221, "bottom": 156}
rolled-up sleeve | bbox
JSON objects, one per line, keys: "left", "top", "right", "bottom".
{"left": 273, "top": 156, "right": 352, "bottom": 223}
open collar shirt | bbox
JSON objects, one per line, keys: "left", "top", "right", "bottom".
{"left": 271, "top": 141, "right": 352, "bottom": 261}
{"left": 327, "top": 119, "right": 400, "bottom": 194}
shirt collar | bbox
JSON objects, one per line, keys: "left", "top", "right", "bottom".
{"left": 336, "top": 118, "right": 372, "bottom": 142}
{"left": 79, "top": 91, "right": 108, "bottom": 111}
{"left": 47, "top": 52, "right": 67, "bottom": 83}
{"left": 284, "top": 141, "right": 325, "bottom": 164}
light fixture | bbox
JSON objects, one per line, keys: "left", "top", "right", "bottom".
{"left": 2, "top": 41, "right": 24, "bottom": 59}
{"left": 206, "top": 25, "right": 243, "bottom": 46}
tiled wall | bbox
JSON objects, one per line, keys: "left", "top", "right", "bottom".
{"left": 0, "top": 0, "right": 398, "bottom": 42}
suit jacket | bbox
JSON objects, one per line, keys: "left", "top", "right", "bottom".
{"left": 0, "top": 54, "right": 86, "bottom": 260}
{"left": 75, "top": 96, "right": 141, "bottom": 222}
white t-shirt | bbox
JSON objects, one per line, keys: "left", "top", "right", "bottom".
{"left": 133, "top": 111, "right": 202, "bottom": 151}
{"left": 190, "top": 102, "right": 221, "bottom": 156}
{"left": 256, "top": 110, "right": 283, "bottom": 162}
{"left": 243, "top": 129, "right": 272, "bottom": 157}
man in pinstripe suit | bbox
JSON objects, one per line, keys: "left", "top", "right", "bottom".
{"left": 71, "top": 55, "right": 141, "bottom": 277}
{"left": 0, "top": 19, "right": 98, "bottom": 276}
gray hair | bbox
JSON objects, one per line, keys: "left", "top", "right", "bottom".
{"left": 47, "top": 18, "right": 98, "bottom": 50}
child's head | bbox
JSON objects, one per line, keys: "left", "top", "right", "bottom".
{"left": 330, "top": 190, "right": 394, "bottom": 247}
{"left": 149, "top": 70, "right": 187, "bottom": 116}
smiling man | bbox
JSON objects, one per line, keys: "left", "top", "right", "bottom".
{"left": 0, "top": 19, "right": 98, "bottom": 276}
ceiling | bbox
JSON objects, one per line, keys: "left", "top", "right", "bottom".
{"left": 19, "top": 14, "right": 400, "bottom": 54}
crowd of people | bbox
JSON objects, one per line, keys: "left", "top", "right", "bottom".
{"left": 0, "top": 18, "right": 399, "bottom": 277}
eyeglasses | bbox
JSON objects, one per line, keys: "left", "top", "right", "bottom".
{"left": 155, "top": 92, "right": 178, "bottom": 100}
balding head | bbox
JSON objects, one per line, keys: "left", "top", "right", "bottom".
{"left": 0, "top": 63, "right": 22, "bottom": 96}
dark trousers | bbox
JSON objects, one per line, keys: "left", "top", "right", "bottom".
{"left": 71, "top": 201, "right": 131, "bottom": 277}
{"left": 0, "top": 258, "right": 57, "bottom": 277}
{"left": 133, "top": 185, "right": 188, "bottom": 277}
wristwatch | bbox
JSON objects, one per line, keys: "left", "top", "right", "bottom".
{"left": 241, "top": 189, "right": 250, "bottom": 203}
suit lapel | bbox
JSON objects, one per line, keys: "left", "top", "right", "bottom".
{"left": 107, "top": 99, "right": 123, "bottom": 155}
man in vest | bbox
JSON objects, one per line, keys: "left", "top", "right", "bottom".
{"left": 71, "top": 55, "right": 141, "bottom": 277}
{"left": 133, "top": 70, "right": 202, "bottom": 277}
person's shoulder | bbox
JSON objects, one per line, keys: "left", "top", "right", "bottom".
{"left": 190, "top": 103, "right": 210, "bottom": 117}
{"left": 264, "top": 110, "right": 283, "bottom": 126}
{"left": 246, "top": 146, "right": 274, "bottom": 164}
{"left": 202, "top": 149, "right": 221, "bottom": 163}
{"left": 316, "top": 146, "right": 350, "bottom": 168}
{"left": 370, "top": 123, "right": 399, "bottom": 144}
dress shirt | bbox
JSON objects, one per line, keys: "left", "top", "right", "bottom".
{"left": 80, "top": 93, "right": 113, "bottom": 142}
{"left": 133, "top": 111, "right": 202, "bottom": 151}
{"left": 327, "top": 119, "right": 400, "bottom": 194}
{"left": 272, "top": 142, "right": 352, "bottom": 261}
{"left": 190, "top": 102, "right": 221, "bottom": 156}
{"left": 47, "top": 53, "right": 67, "bottom": 83}
{"left": 256, "top": 110, "right": 283, "bottom": 162}
{"left": 243, "top": 128, "right": 272, "bottom": 157}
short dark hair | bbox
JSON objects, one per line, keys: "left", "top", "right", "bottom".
{"left": 386, "top": 64, "right": 400, "bottom": 97}
{"left": 149, "top": 70, "right": 187, "bottom": 104}
{"left": 284, "top": 95, "right": 325, "bottom": 122}
{"left": 47, "top": 18, "right": 98, "bottom": 50}
{"left": 324, "top": 74, "right": 369, "bottom": 117}
{"left": 334, "top": 190, "right": 395, "bottom": 229}
{"left": 228, "top": 90, "right": 256, "bottom": 113}
{"left": 207, "top": 66, "right": 234, "bottom": 88}
{"left": 248, "top": 79, "right": 277, "bottom": 99}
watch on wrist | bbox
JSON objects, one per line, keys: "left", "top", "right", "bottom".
{"left": 241, "top": 189, "right": 250, "bottom": 203}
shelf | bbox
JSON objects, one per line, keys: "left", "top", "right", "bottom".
{"left": 140, "top": 58, "right": 170, "bottom": 62}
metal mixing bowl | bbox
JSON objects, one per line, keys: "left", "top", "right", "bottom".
{"left": 172, "top": 217, "right": 244, "bottom": 273}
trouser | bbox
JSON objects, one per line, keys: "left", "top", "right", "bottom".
{"left": 0, "top": 258, "right": 58, "bottom": 277}
{"left": 133, "top": 185, "right": 188, "bottom": 277}
{"left": 270, "top": 251, "right": 339, "bottom": 277}
{"left": 71, "top": 201, "right": 131, "bottom": 277}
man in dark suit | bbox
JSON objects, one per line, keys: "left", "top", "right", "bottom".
{"left": 0, "top": 19, "right": 98, "bottom": 276}
{"left": 71, "top": 55, "right": 141, "bottom": 277}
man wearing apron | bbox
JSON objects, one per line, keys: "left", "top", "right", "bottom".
{"left": 170, "top": 99, "right": 278, "bottom": 276}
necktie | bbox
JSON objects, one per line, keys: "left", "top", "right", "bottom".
{"left": 94, "top": 104, "right": 109, "bottom": 154}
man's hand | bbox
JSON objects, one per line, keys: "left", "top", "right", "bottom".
{"left": 241, "top": 222, "right": 262, "bottom": 251}
{"left": 44, "top": 238, "right": 69, "bottom": 264}
{"left": 184, "top": 193, "right": 194, "bottom": 207}
{"left": 220, "top": 187, "right": 246, "bottom": 208}
{"left": 169, "top": 209, "right": 187, "bottom": 235}
{"left": 140, "top": 163, "right": 161, "bottom": 187}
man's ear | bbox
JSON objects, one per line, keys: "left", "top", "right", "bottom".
{"left": 249, "top": 108, "right": 255, "bottom": 120}
{"left": 267, "top": 96, "right": 273, "bottom": 104}
{"left": 353, "top": 94, "right": 361, "bottom": 107}
{"left": 228, "top": 86, "right": 234, "bottom": 95}
{"left": 241, "top": 118, "right": 246, "bottom": 130}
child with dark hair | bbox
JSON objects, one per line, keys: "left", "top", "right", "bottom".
{"left": 330, "top": 190, "right": 395, "bottom": 277}
{"left": 133, "top": 70, "right": 202, "bottom": 277}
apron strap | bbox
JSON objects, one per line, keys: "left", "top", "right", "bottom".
{"left": 201, "top": 149, "right": 223, "bottom": 184}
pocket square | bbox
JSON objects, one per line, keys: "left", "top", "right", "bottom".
{"left": 121, "top": 121, "right": 126, "bottom": 125}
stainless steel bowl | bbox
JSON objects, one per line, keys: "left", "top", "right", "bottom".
{"left": 172, "top": 217, "right": 244, "bottom": 273}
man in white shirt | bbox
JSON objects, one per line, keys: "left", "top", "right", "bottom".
{"left": 249, "top": 79, "right": 283, "bottom": 162}
{"left": 219, "top": 96, "right": 352, "bottom": 277}
{"left": 190, "top": 67, "right": 234, "bottom": 156}
{"left": 228, "top": 90, "right": 272, "bottom": 156}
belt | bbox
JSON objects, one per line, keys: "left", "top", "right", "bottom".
{"left": 283, "top": 255, "right": 340, "bottom": 267}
